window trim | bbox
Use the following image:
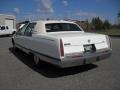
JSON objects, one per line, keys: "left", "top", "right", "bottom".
{"left": 24, "top": 23, "right": 36, "bottom": 37}
{"left": 16, "top": 23, "right": 29, "bottom": 36}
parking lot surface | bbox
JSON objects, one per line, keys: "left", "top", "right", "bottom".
{"left": 0, "top": 37, "right": 120, "bottom": 90}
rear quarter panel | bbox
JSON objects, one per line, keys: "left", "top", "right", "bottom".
{"left": 31, "top": 34, "right": 61, "bottom": 59}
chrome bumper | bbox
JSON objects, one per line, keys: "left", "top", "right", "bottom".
{"left": 58, "top": 50, "right": 112, "bottom": 68}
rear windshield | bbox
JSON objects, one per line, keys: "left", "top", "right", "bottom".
{"left": 45, "top": 23, "right": 82, "bottom": 32}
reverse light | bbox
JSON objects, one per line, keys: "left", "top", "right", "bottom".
{"left": 60, "top": 39, "right": 64, "bottom": 57}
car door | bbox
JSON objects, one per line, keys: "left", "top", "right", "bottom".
{"left": 22, "top": 23, "right": 36, "bottom": 50}
{"left": 14, "top": 23, "right": 29, "bottom": 47}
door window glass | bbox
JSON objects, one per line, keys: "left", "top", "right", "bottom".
{"left": 16, "top": 23, "right": 28, "bottom": 35}
{"left": 24, "top": 23, "right": 36, "bottom": 36}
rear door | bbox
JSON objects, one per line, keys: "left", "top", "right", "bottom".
{"left": 14, "top": 23, "right": 36, "bottom": 50}
{"left": 14, "top": 23, "right": 29, "bottom": 47}
{"left": 22, "top": 23, "right": 36, "bottom": 49}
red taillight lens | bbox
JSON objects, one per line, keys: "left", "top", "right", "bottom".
{"left": 60, "top": 39, "right": 64, "bottom": 57}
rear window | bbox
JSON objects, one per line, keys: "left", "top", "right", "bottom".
{"left": 45, "top": 23, "right": 82, "bottom": 32}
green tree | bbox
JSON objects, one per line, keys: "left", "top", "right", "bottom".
{"left": 117, "top": 11, "right": 120, "bottom": 19}
{"left": 117, "top": 11, "right": 120, "bottom": 24}
{"left": 91, "top": 17, "right": 103, "bottom": 30}
{"left": 103, "top": 20, "right": 111, "bottom": 30}
{"left": 117, "top": 11, "right": 120, "bottom": 28}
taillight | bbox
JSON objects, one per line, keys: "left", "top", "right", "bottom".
{"left": 60, "top": 39, "right": 64, "bottom": 57}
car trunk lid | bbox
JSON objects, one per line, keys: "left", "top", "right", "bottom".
{"left": 49, "top": 32, "right": 109, "bottom": 56}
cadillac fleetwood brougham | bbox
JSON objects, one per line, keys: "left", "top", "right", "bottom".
{"left": 12, "top": 20, "right": 112, "bottom": 68}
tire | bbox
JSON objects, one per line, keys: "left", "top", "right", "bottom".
{"left": 34, "top": 54, "right": 40, "bottom": 66}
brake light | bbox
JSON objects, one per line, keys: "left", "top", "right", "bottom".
{"left": 60, "top": 39, "right": 64, "bottom": 57}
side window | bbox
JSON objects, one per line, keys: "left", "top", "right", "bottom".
{"left": 0, "top": 26, "right": 1, "bottom": 30}
{"left": 16, "top": 23, "right": 28, "bottom": 35}
{"left": 1, "top": 26, "right": 5, "bottom": 30}
{"left": 24, "top": 23, "right": 36, "bottom": 36}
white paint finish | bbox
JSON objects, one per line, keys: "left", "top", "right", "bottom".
{"left": 5, "top": 19, "right": 14, "bottom": 29}
{"left": 47, "top": 31, "right": 109, "bottom": 55}
{"left": 64, "top": 46, "right": 84, "bottom": 54}
{"left": 31, "top": 35, "right": 60, "bottom": 59}
{"left": 13, "top": 20, "right": 112, "bottom": 67}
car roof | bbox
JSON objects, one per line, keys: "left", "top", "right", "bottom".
{"left": 32, "top": 20, "right": 76, "bottom": 24}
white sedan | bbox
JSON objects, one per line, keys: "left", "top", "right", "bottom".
{"left": 12, "top": 20, "right": 112, "bottom": 68}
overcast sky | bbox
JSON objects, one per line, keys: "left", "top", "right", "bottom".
{"left": 0, "top": 0, "right": 120, "bottom": 23}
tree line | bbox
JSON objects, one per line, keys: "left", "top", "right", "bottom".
{"left": 90, "top": 11, "right": 120, "bottom": 30}
{"left": 91, "top": 17, "right": 111, "bottom": 30}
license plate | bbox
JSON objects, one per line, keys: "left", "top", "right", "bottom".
{"left": 84, "top": 44, "right": 95, "bottom": 53}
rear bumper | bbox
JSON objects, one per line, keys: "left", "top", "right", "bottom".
{"left": 58, "top": 49, "right": 112, "bottom": 68}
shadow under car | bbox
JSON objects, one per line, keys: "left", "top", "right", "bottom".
{"left": 9, "top": 47, "right": 98, "bottom": 78}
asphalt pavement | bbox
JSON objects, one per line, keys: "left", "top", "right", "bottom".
{"left": 0, "top": 36, "right": 120, "bottom": 90}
